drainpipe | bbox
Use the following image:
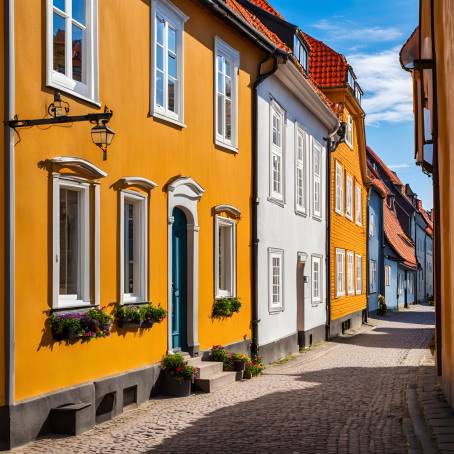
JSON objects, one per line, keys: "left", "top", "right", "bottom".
{"left": 324, "top": 144, "right": 331, "bottom": 339}
{"left": 251, "top": 53, "right": 279, "bottom": 358}
{"left": 4, "top": 0, "right": 15, "bottom": 407}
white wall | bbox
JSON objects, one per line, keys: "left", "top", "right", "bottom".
{"left": 256, "top": 72, "right": 329, "bottom": 347}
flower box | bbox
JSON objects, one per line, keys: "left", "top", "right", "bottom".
{"left": 160, "top": 371, "right": 192, "bottom": 397}
{"left": 115, "top": 303, "right": 166, "bottom": 329}
{"left": 211, "top": 297, "right": 242, "bottom": 319}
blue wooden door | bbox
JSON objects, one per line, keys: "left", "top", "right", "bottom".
{"left": 172, "top": 208, "right": 188, "bottom": 351}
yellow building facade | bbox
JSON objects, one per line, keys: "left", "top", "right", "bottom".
{"left": 0, "top": 0, "right": 279, "bottom": 448}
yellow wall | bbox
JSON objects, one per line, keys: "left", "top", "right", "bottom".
{"left": 13, "top": 0, "right": 261, "bottom": 402}
{"left": 328, "top": 93, "right": 368, "bottom": 320}
{"left": 0, "top": 0, "right": 5, "bottom": 407}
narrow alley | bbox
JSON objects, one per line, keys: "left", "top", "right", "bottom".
{"left": 14, "top": 305, "right": 435, "bottom": 454}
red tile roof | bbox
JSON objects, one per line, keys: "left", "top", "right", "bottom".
{"left": 246, "top": 0, "right": 284, "bottom": 18}
{"left": 367, "top": 146, "right": 403, "bottom": 186}
{"left": 367, "top": 162, "right": 388, "bottom": 198}
{"left": 384, "top": 204, "right": 417, "bottom": 269}
{"left": 417, "top": 200, "right": 434, "bottom": 236}
{"left": 225, "top": 0, "right": 290, "bottom": 52}
{"left": 301, "top": 33, "right": 348, "bottom": 88}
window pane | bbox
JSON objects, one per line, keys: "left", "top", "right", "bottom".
{"left": 156, "top": 70, "right": 164, "bottom": 107}
{"left": 72, "top": 0, "right": 86, "bottom": 25}
{"left": 219, "top": 224, "right": 232, "bottom": 293}
{"left": 217, "top": 94, "right": 224, "bottom": 136}
{"left": 53, "top": 12, "right": 66, "bottom": 75}
{"left": 124, "top": 202, "right": 135, "bottom": 294}
{"left": 54, "top": 0, "right": 65, "bottom": 12}
{"left": 60, "top": 188, "right": 79, "bottom": 296}
{"left": 156, "top": 17, "right": 164, "bottom": 45}
{"left": 72, "top": 24, "right": 83, "bottom": 82}
{"left": 168, "top": 53, "right": 177, "bottom": 79}
{"left": 273, "top": 154, "right": 281, "bottom": 193}
{"left": 225, "top": 60, "right": 231, "bottom": 77}
{"left": 217, "top": 71, "right": 224, "bottom": 95}
{"left": 225, "top": 76, "right": 232, "bottom": 98}
{"left": 156, "top": 45, "right": 164, "bottom": 71}
{"left": 168, "top": 78, "right": 176, "bottom": 112}
{"left": 225, "top": 98, "right": 232, "bottom": 140}
{"left": 168, "top": 27, "right": 176, "bottom": 54}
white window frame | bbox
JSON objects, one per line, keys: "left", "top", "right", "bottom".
{"left": 335, "top": 161, "right": 344, "bottom": 215}
{"left": 120, "top": 191, "right": 148, "bottom": 304}
{"left": 347, "top": 251, "right": 354, "bottom": 295}
{"left": 52, "top": 176, "right": 97, "bottom": 309}
{"left": 46, "top": 0, "right": 99, "bottom": 104}
{"left": 311, "top": 255, "right": 322, "bottom": 304}
{"left": 269, "top": 101, "right": 285, "bottom": 203}
{"left": 369, "top": 210, "right": 376, "bottom": 238}
{"left": 312, "top": 139, "right": 323, "bottom": 219}
{"left": 336, "top": 248, "right": 345, "bottom": 297}
{"left": 346, "top": 114, "right": 353, "bottom": 148}
{"left": 151, "top": 0, "right": 188, "bottom": 126}
{"left": 214, "top": 37, "right": 240, "bottom": 152}
{"left": 215, "top": 216, "right": 237, "bottom": 298}
{"left": 295, "top": 127, "right": 307, "bottom": 215}
{"left": 345, "top": 173, "right": 353, "bottom": 221}
{"left": 369, "top": 259, "right": 377, "bottom": 293}
{"left": 355, "top": 183, "right": 363, "bottom": 226}
{"left": 385, "top": 265, "right": 391, "bottom": 287}
{"left": 268, "top": 248, "right": 284, "bottom": 312}
{"left": 355, "top": 254, "right": 363, "bottom": 295}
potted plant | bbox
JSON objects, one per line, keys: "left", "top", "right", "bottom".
{"left": 160, "top": 353, "right": 195, "bottom": 397}
{"left": 115, "top": 303, "right": 166, "bottom": 329}
{"left": 211, "top": 297, "right": 242, "bottom": 319}
{"left": 49, "top": 308, "right": 113, "bottom": 341}
{"left": 210, "top": 345, "right": 233, "bottom": 371}
{"left": 231, "top": 353, "right": 249, "bottom": 372}
{"left": 377, "top": 294, "right": 387, "bottom": 316}
{"left": 244, "top": 356, "right": 264, "bottom": 379}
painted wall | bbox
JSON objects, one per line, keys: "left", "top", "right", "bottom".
{"left": 426, "top": 235, "right": 433, "bottom": 298}
{"left": 367, "top": 188, "right": 384, "bottom": 313}
{"left": 328, "top": 96, "right": 368, "bottom": 322}
{"left": 415, "top": 219, "right": 427, "bottom": 303}
{"left": 12, "top": 0, "right": 262, "bottom": 402}
{"left": 406, "top": 269, "right": 416, "bottom": 305}
{"left": 256, "top": 72, "right": 328, "bottom": 347}
{"left": 384, "top": 256, "right": 398, "bottom": 311}
{"left": 0, "top": 0, "right": 5, "bottom": 407}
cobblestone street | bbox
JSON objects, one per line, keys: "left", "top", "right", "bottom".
{"left": 12, "top": 305, "right": 435, "bottom": 454}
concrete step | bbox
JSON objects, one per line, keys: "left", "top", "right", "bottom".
{"left": 194, "top": 371, "right": 237, "bottom": 393}
{"left": 186, "top": 357, "right": 224, "bottom": 379}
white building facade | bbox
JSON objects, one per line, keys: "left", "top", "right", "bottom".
{"left": 256, "top": 60, "right": 338, "bottom": 363}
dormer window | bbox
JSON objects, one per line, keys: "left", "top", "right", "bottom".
{"left": 293, "top": 35, "right": 308, "bottom": 72}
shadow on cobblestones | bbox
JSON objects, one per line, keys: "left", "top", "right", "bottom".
{"left": 148, "top": 365, "right": 425, "bottom": 454}
{"left": 370, "top": 306, "right": 435, "bottom": 326}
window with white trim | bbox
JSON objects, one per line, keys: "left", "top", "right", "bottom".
{"left": 356, "top": 254, "right": 363, "bottom": 294}
{"left": 53, "top": 178, "right": 93, "bottom": 308}
{"left": 312, "top": 255, "right": 322, "bottom": 303}
{"left": 121, "top": 192, "right": 148, "bottom": 304}
{"left": 335, "top": 161, "right": 344, "bottom": 215}
{"left": 215, "top": 216, "right": 236, "bottom": 298}
{"left": 336, "top": 248, "right": 345, "bottom": 297}
{"left": 268, "top": 249, "right": 284, "bottom": 311}
{"left": 385, "top": 265, "right": 391, "bottom": 286}
{"left": 345, "top": 174, "right": 353, "bottom": 220}
{"left": 215, "top": 37, "right": 239, "bottom": 150}
{"left": 293, "top": 35, "right": 308, "bottom": 72}
{"left": 47, "top": 0, "right": 98, "bottom": 102}
{"left": 355, "top": 183, "right": 362, "bottom": 225}
{"left": 270, "top": 103, "right": 285, "bottom": 202}
{"left": 346, "top": 114, "right": 353, "bottom": 148}
{"left": 151, "top": 0, "right": 187, "bottom": 124}
{"left": 369, "top": 211, "right": 376, "bottom": 238}
{"left": 295, "top": 128, "right": 306, "bottom": 214}
{"left": 313, "top": 140, "right": 322, "bottom": 218}
{"left": 347, "top": 251, "right": 354, "bottom": 295}
{"left": 369, "top": 259, "right": 377, "bottom": 293}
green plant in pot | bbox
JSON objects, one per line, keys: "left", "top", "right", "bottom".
{"left": 244, "top": 356, "right": 264, "bottom": 379}
{"left": 212, "top": 297, "right": 241, "bottom": 319}
{"left": 210, "top": 345, "right": 233, "bottom": 371}
{"left": 115, "top": 303, "right": 166, "bottom": 328}
{"left": 231, "top": 353, "right": 250, "bottom": 372}
{"left": 377, "top": 294, "right": 387, "bottom": 316}
{"left": 160, "top": 353, "right": 195, "bottom": 397}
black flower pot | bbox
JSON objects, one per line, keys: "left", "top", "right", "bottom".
{"left": 160, "top": 371, "right": 192, "bottom": 397}
{"left": 234, "top": 360, "right": 246, "bottom": 372}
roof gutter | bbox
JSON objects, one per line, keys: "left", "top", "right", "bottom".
{"left": 251, "top": 52, "right": 279, "bottom": 357}
{"left": 4, "top": 0, "right": 15, "bottom": 408}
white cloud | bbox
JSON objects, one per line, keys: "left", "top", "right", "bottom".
{"left": 347, "top": 47, "right": 413, "bottom": 125}
{"left": 388, "top": 163, "right": 412, "bottom": 169}
{"left": 313, "top": 19, "right": 403, "bottom": 43}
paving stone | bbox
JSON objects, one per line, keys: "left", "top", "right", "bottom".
{"left": 13, "top": 304, "right": 436, "bottom": 454}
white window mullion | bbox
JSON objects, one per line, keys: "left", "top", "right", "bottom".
{"left": 81, "top": 184, "right": 90, "bottom": 302}
{"left": 52, "top": 176, "right": 61, "bottom": 309}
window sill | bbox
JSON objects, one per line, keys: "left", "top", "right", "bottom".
{"left": 312, "top": 214, "right": 322, "bottom": 222}
{"left": 267, "top": 196, "right": 285, "bottom": 208}
{"left": 121, "top": 300, "right": 150, "bottom": 306}
{"left": 150, "top": 111, "right": 187, "bottom": 129}
{"left": 345, "top": 214, "right": 353, "bottom": 222}
{"left": 356, "top": 222, "right": 363, "bottom": 227}
{"left": 335, "top": 293, "right": 345, "bottom": 298}
{"left": 269, "top": 307, "right": 284, "bottom": 314}
{"left": 47, "top": 81, "right": 100, "bottom": 108}
{"left": 295, "top": 209, "right": 307, "bottom": 218}
{"left": 215, "top": 141, "right": 238, "bottom": 154}
{"left": 335, "top": 209, "right": 344, "bottom": 217}
{"left": 51, "top": 303, "right": 97, "bottom": 313}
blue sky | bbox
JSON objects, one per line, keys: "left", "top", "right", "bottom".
{"left": 270, "top": 0, "right": 433, "bottom": 209}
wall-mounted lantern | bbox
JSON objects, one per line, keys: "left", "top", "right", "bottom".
{"left": 7, "top": 92, "right": 115, "bottom": 160}
{"left": 326, "top": 122, "right": 346, "bottom": 153}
